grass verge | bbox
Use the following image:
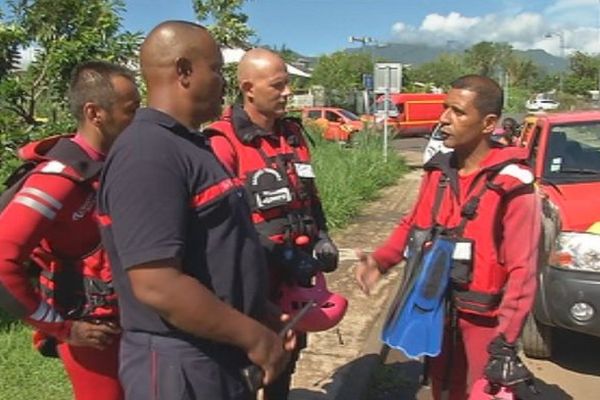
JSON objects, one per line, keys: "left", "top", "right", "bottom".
{"left": 0, "top": 310, "right": 70, "bottom": 399}
{"left": 310, "top": 126, "right": 408, "bottom": 230}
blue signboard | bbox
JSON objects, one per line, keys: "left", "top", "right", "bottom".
{"left": 362, "top": 73, "right": 374, "bottom": 91}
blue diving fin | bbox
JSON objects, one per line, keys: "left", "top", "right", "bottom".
{"left": 381, "top": 237, "right": 455, "bottom": 359}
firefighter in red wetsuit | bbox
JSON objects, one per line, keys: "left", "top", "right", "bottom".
{"left": 209, "top": 48, "right": 340, "bottom": 400}
{"left": 355, "top": 75, "right": 540, "bottom": 399}
{"left": 0, "top": 61, "right": 140, "bottom": 400}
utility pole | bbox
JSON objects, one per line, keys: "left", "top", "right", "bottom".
{"left": 546, "top": 31, "right": 565, "bottom": 92}
{"left": 374, "top": 63, "right": 402, "bottom": 162}
{"left": 503, "top": 69, "right": 509, "bottom": 109}
{"left": 597, "top": 0, "right": 600, "bottom": 100}
{"left": 349, "top": 36, "right": 373, "bottom": 114}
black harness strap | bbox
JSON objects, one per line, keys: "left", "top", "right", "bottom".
{"left": 437, "top": 169, "right": 500, "bottom": 396}
{"left": 431, "top": 174, "right": 449, "bottom": 228}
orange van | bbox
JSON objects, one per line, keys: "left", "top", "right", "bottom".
{"left": 364, "top": 93, "right": 446, "bottom": 137}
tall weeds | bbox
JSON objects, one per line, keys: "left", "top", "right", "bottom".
{"left": 309, "top": 126, "right": 408, "bottom": 229}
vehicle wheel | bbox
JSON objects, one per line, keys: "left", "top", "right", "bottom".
{"left": 521, "top": 313, "right": 553, "bottom": 359}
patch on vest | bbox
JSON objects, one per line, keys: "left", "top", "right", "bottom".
{"left": 40, "top": 161, "right": 66, "bottom": 174}
{"left": 499, "top": 164, "right": 534, "bottom": 184}
{"left": 249, "top": 167, "right": 292, "bottom": 210}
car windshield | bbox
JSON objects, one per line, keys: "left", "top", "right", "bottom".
{"left": 338, "top": 109, "right": 359, "bottom": 121}
{"left": 543, "top": 121, "right": 600, "bottom": 183}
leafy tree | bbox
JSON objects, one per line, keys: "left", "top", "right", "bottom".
{"left": 311, "top": 51, "right": 372, "bottom": 108}
{"left": 564, "top": 51, "right": 600, "bottom": 95}
{"left": 193, "top": 0, "right": 255, "bottom": 104}
{"left": 505, "top": 56, "right": 541, "bottom": 87}
{"left": 406, "top": 53, "right": 467, "bottom": 89}
{"left": 0, "top": 10, "right": 24, "bottom": 81}
{"left": 0, "top": 0, "right": 141, "bottom": 127}
{"left": 268, "top": 44, "right": 299, "bottom": 64}
{"left": 529, "top": 71, "right": 556, "bottom": 94}
{"left": 569, "top": 51, "right": 599, "bottom": 78}
{"left": 0, "top": 0, "right": 141, "bottom": 183}
{"left": 193, "top": 0, "right": 254, "bottom": 48}
{"left": 464, "top": 41, "right": 513, "bottom": 77}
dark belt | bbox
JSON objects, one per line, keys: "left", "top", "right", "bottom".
{"left": 452, "top": 289, "right": 502, "bottom": 313}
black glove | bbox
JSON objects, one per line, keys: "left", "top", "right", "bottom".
{"left": 279, "top": 246, "right": 323, "bottom": 286}
{"left": 313, "top": 233, "right": 339, "bottom": 273}
{"left": 484, "top": 334, "right": 538, "bottom": 394}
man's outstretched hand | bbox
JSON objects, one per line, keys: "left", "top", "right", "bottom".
{"left": 354, "top": 249, "right": 383, "bottom": 296}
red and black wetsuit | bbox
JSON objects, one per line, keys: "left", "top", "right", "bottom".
{"left": 209, "top": 105, "right": 329, "bottom": 294}
{"left": 373, "top": 147, "right": 541, "bottom": 399}
{"left": 208, "top": 105, "right": 330, "bottom": 399}
{"left": 0, "top": 134, "right": 122, "bottom": 400}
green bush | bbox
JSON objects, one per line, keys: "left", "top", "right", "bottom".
{"left": 309, "top": 126, "right": 408, "bottom": 229}
{"left": 505, "top": 86, "right": 531, "bottom": 114}
{"left": 1, "top": 119, "right": 75, "bottom": 187}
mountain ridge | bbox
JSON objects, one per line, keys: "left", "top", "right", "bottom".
{"left": 342, "top": 42, "right": 569, "bottom": 72}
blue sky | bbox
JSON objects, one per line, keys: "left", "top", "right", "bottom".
{"left": 120, "top": 0, "right": 600, "bottom": 57}
{"left": 4, "top": 0, "right": 600, "bottom": 57}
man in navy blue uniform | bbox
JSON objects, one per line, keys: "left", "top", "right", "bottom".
{"left": 97, "top": 21, "right": 293, "bottom": 400}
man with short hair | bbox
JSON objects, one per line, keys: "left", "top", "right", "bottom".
{"left": 208, "top": 48, "right": 341, "bottom": 400}
{"left": 356, "top": 75, "right": 540, "bottom": 399}
{"left": 97, "top": 22, "right": 293, "bottom": 400}
{"left": 0, "top": 60, "right": 140, "bottom": 400}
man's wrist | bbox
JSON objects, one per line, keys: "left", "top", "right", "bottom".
{"left": 376, "top": 264, "right": 389, "bottom": 275}
{"left": 371, "top": 254, "right": 389, "bottom": 275}
{"left": 235, "top": 315, "right": 272, "bottom": 353}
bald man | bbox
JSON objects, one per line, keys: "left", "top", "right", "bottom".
{"left": 208, "top": 48, "right": 341, "bottom": 400}
{"left": 97, "top": 22, "right": 292, "bottom": 400}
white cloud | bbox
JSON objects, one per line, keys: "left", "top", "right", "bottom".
{"left": 391, "top": 12, "right": 546, "bottom": 48}
{"left": 389, "top": 0, "right": 600, "bottom": 57}
{"left": 420, "top": 12, "right": 480, "bottom": 33}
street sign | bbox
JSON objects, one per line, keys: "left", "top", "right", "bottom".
{"left": 362, "top": 73, "right": 374, "bottom": 91}
{"left": 374, "top": 63, "right": 402, "bottom": 94}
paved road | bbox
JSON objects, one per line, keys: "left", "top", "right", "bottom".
{"left": 367, "top": 137, "right": 600, "bottom": 400}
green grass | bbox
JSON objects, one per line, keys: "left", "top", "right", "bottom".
{"left": 310, "top": 126, "right": 408, "bottom": 230}
{"left": 0, "top": 125, "right": 407, "bottom": 398}
{"left": 0, "top": 311, "right": 70, "bottom": 399}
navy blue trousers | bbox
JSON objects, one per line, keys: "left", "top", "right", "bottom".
{"left": 119, "top": 331, "right": 253, "bottom": 400}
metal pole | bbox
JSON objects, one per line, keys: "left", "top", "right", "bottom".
{"left": 383, "top": 67, "right": 390, "bottom": 162}
{"left": 559, "top": 32, "right": 565, "bottom": 93}
{"left": 503, "top": 69, "right": 509, "bottom": 108}
{"left": 597, "top": 0, "right": 600, "bottom": 98}
{"left": 363, "top": 41, "right": 371, "bottom": 115}
{"left": 350, "top": 36, "right": 372, "bottom": 115}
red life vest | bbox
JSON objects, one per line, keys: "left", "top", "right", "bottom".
{"left": 208, "top": 108, "right": 322, "bottom": 245}
{"left": 413, "top": 160, "right": 535, "bottom": 317}
{"left": 1, "top": 135, "right": 117, "bottom": 321}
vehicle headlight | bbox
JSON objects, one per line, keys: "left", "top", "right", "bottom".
{"left": 549, "top": 232, "right": 600, "bottom": 272}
